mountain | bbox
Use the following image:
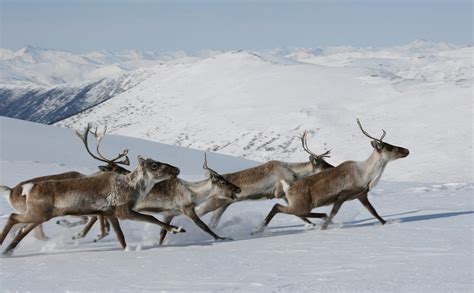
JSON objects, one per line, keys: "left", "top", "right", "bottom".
{"left": 1, "top": 43, "right": 472, "bottom": 182}
{"left": 0, "top": 46, "right": 191, "bottom": 123}
{"left": 0, "top": 45, "right": 165, "bottom": 87}
{"left": 56, "top": 45, "right": 472, "bottom": 183}
{"left": 0, "top": 69, "right": 152, "bottom": 124}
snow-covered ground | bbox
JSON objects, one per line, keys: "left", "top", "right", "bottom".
{"left": 0, "top": 118, "right": 472, "bottom": 292}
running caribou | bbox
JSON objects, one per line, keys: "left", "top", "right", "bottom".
{"left": 0, "top": 124, "right": 130, "bottom": 241}
{"left": 135, "top": 153, "right": 241, "bottom": 245}
{"left": 255, "top": 119, "right": 409, "bottom": 233}
{"left": 195, "top": 131, "right": 333, "bottom": 227}
{"left": 0, "top": 156, "right": 183, "bottom": 255}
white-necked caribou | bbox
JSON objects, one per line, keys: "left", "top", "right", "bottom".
{"left": 255, "top": 119, "right": 409, "bottom": 233}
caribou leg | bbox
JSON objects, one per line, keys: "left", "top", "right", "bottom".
{"left": 94, "top": 216, "right": 110, "bottom": 242}
{"left": 208, "top": 204, "right": 230, "bottom": 228}
{"left": 283, "top": 197, "right": 315, "bottom": 226}
{"left": 182, "top": 206, "right": 230, "bottom": 241}
{"left": 4, "top": 222, "right": 41, "bottom": 255}
{"left": 73, "top": 216, "right": 98, "bottom": 240}
{"left": 107, "top": 217, "right": 126, "bottom": 249}
{"left": 126, "top": 211, "right": 185, "bottom": 234}
{"left": 158, "top": 215, "right": 174, "bottom": 245}
{"left": 358, "top": 193, "right": 386, "bottom": 225}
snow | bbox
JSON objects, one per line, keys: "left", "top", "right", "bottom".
{"left": 0, "top": 46, "right": 165, "bottom": 87}
{"left": 0, "top": 118, "right": 472, "bottom": 292}
{"left": 53, "top": 43, "right": 473, "bottom": 183}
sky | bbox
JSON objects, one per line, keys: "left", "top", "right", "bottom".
{"left": 0, "top": 0, "right": 472, "bottom": 53}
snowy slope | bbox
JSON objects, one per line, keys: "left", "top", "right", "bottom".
{"left": 0, "top": 118, "right": 472, "bottom": 292}
{"left": 55, "top": 42, "right": 473, "bottom": 183}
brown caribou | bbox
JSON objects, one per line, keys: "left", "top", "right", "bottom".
{"left": 0, "top": 156, "right": 183, "bottom": 255}
{"left": 0, "top": 124, "right": 130, "bottom": 241}
{"left": 135, "top": 153, "right": 241, "bottom": 245}
{"left": 255, "top": 119, "right": 409, "bottom": 233}
{"left": 195, "top": 131, "right": 333, "bottom": 227}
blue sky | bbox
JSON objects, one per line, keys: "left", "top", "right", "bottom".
{"left": 1, "top": 0, "right": 472, "bottom": 53}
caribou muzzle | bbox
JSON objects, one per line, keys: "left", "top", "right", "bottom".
{"left": 399, "top": 147, "right": 410, "bottom": 158}
{"left": 170, "top": 166, "right": 180, "bottom": 177}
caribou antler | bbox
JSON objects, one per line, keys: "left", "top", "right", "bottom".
{"left": 75, "top": 124, "right": 130, "bottom": 166}
{"left": 89, "top": 126, "right": 130, "bottom": 165}
{"left": 203, "top": 153, "right": 220, "bottom": 176}
{"left": 317, "top": 149, "right": 331, "bottom": 159}
{"left": 75, "top": 124, "right": 110, "bottom": 164}
{"left": 300, "top": 130, "right": 331, "bottom": 159}
{"left": 356, "top": 118, "right": 386, "bottom": 142}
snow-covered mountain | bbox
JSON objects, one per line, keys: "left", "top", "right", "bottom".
{"left": 0, "top": 46, "right": 201, "bottom": 123}
{"left": 56, "top": 42, "right": 472, "bottom": 183}
{"left": 0, "top": 69, "right": 152, "bottom": 124}
{"left": 1, "top": 42, "right": 472, "bottom": 183}
{"left": 0, "top": 45, "right": 164, "bottom": 87}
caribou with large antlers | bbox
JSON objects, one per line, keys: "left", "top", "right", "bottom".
{"left": 0, "top": 124, "right": 131, "bottom": 241}
{"left": 195, "top": 131, "right": 333, "bottom": 228}
{"left": 255, "top": 119, "right": 409, "bottom": 233}
{"left": 0, "top": 156, "right": 183, "bottom": 255}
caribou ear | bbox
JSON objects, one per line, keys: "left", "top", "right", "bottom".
{"left": 371, "top": 141, "right": 383, "bottom": 151}
{"left": 137, "top": 155, "right": 146, "bottom": 165}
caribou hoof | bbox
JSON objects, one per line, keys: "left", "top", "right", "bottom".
{"left": 251, "top": 226, "right": 265, "bottom": 235}
{"left": 94, "top": 232, "right": 109, "bottom": 242}
{"left": 304, "top": 223, "right": 317, "bottom": 230}
{"left": 2, "top": 249, "right": 14, "bottom": 256}
{"left": 216, "top": 236, "right": 233, "bottom": 241}
{"left": 171, "top": 226, "right": 185, "bottom": 234}
{"left": 56, "top": 219, "right": 71, "bottom": 227}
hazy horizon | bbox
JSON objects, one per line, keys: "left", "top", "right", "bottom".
{"left": 1, "top": 0, "right": 472, "bottom": 53}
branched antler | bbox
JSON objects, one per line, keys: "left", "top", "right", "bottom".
{"left": 356, "top": 118, "right": 386, "bottom": 142}
{"left": 75, "top": 124, "right": 130, "bottom": 166}
{"left": 89, "top": 126, "right": 130, "bottom": 166}
{"left": 75, "top": 124, "right": 110, "bottom": 164}
{"left": 300, "top": 130, "right": 331, "bottom": 159}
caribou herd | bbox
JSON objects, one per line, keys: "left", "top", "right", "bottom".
{"left": 0, "top": 119, "right": 409, "bottom": 255}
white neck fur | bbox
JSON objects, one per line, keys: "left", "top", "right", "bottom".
{"left": 357, "top": 150, "right": 389, "bottom": 190}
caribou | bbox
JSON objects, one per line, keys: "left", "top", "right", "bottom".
{"left": 135, "top": 154, "right": 241, "bottom": 245}
{"left": 255, "top": 119, "right": 409, "bottom": 233}
{"left": 195, "top": 131, "right": 333, "bottom": 227}
{"left": 0, "top": 124, "right": 130, "bottom": 241}
{"left": 0, "top": 156, "right": 184, "bottom": 255}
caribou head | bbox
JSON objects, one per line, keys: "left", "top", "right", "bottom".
{"left": 203, "top": 153, "right": 241, "bottom": 200}
{"left": 75, "top": 124, "right": 131, "bottom": 174}
{"left": 356, "top": 118, "right": 409, "bottom": 160}
{"left": 300, "top": 130, "right": 333, "bottom": 171}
